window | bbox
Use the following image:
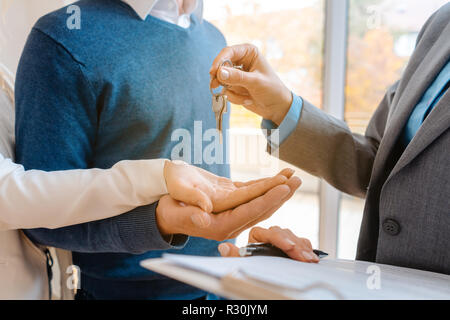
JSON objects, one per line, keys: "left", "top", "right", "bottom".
{"left": 204, "top": 0, "right": 325, "bottom": 247}
{"left": 345, "top": 0, "right": 448, "bottom": 134}
{"left": 338, "top": 0, "right": 449, "bottom": 259}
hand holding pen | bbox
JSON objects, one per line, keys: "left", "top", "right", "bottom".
{"left": 218, "top": 226, "right": 323, "bottom": 263}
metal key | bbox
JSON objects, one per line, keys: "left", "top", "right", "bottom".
{"left": 212, "top": 93, "right": 227, "bottom": 143}
{"left": 210, "top": 60, "right": 243, "bottom": 144}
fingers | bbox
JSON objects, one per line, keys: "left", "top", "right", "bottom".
{"left": 156, "top": 195, "right": 211, "bottom": 236}
{"left": 235, "top": 175, "right": 289, "bottom": 203}
{"left": 280, "top": 175, "right": 302, "bottom": 195}
{"left": 224, "top": 85, "right": 249, "bottom": 96}
{"left": 214, "top": 174, "right": 287, "bottom": 213}
{"left": 224, "top": 90, "right": 266, "bottom": 116}
{"left": 210, "top": 47, "right": 239, "bottom": 78}
{"left": 248, "top": 227, "right": 295, "bottom": 252}
{"left": 278, "top": 168, "right": 295, "bottom": 179}
{"left": 248, "top": 227, "right": 319, "bottom": 263}
{"left": 179, "top": 200, "right": 212, "bottom": 230}
{"left": 164, "top": 161, "right": 214, "bottom": 213}
{"left": 217, "top": 226, "right": 318, "bottom": 263}
{"left": 173, "top": 182, "right": 213, "bottom": 213}
{"left": 210, "top": 45, "right": 262, "bottom": 93}
{"left": 189, "top": 209, "right": 212, "bottom": 229}
{"left": 218, "top": 242, "right": 240, "bottom": 257}
{"left": 234, "top": 168, "right": 294, "bottom": 187}
{"left": 218, "top": 179, "right": 297, "bottom": 239}
{"left": 214, "top": 183, "right": 292, "bottom": 238}
{"left": 209, "top": 44, "right": 259, "bottom": 80}
{"left": 249, "top": 176, "right": 302, "bottom": 224}
{"left": 225, "top": 176, "right": 301, "bottom": 239}
{"left": 216, "top": 67, "right": 260, "bottom": 89}
{"left": 221, "top": 89, "right": 252, "bottom": 107}
{"left": 214, "top": 168, "right": 295, "bottom": 213}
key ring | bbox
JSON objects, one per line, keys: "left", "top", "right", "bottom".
{"left": 210, "top": 60, "right": 243, "bottom": 96}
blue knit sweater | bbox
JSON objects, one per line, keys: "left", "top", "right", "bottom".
{"left": 15, "top": 0, "right": 230, "bottom": 299}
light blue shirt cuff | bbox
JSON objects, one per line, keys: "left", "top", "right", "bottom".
{"left": 261, "top": 94, "right": 303, "bottom": 151}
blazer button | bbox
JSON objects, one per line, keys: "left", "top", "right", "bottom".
{"left": 382, "top": 219, "right": 401, "bottom": 236}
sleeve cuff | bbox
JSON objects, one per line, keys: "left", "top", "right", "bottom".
{"left": 261, "top": 94, "right": 303, "bottom": 151}
{"left": 114, "top": 159, "right": 169, "bottom": 204}
{"left": 115, "top": 202, "right": 189, "bottom": 254}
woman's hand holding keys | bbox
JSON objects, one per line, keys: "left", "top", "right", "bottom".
{"left": 210, "top": 44, "right": 294, "bottom": 126}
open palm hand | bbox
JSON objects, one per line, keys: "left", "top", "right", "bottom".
{"left": 164, "top": 160, "right": 294, "bottom": 213}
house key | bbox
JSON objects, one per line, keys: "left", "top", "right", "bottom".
{"left": 211, "top": 93, "right": 227, "bottom": 143}
{"left": 210, "top": 60, "right": 243, "bottom": 144}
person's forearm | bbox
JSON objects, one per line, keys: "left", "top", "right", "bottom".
{"left": 0, "top": 155, "right": 168, "bottom": 231}
{"left": 25, "top": 202, "right": 188, "bottom": 254}
{"left": 277, "top": 98, "right": 384, "bottom": 198}
{"left": 280, "top": 80, "right": 398, "bottom": 198}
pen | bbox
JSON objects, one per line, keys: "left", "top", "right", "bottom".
{"left": 239, "top": 243, "right": 329, "bottom": 259}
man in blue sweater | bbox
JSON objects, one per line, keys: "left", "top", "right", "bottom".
{"left": 14, "top": 0, "right": 299, "bottom": 299}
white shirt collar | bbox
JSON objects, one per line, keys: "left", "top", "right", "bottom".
{"left": 122, "top": 0, "right": 202, "bottom": 27}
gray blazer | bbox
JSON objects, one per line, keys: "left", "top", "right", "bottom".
{"left": 278, "top": 4, "right": 450, "bottom": 274}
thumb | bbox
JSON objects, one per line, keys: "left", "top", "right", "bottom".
{"left": 218, "top": 242, "right": 241, "bottom": 257}
{"left": 172, "top": 183, "right": 213, "bottom": 213}
{"left": 183, "top": 206, "right": 212, "bottom": 229}
{"left": 217, "top": 66, "right": 259, "bottom": 89}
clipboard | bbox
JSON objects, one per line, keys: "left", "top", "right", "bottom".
{"left": 142, "top": 258, "right": 302, "bottom": 300}
{"left": 141, "top": 254, "right": 450, "bottom": 300}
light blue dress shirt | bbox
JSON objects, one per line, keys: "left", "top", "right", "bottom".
{"left": 261, "top": 94, "right": 303, "bottom": 150}
{"left": 402, "top": 60, "right": 450, "bottom": 147}
{"left": 263, "top": 61, "right": 450, "bottom": 150}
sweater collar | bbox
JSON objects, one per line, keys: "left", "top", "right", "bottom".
{"left": 122, "top": 0, "right": 203, "bottom": 23}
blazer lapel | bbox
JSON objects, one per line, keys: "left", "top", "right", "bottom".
{"left": 372, "top": 21, "right": 450, "bottom": 184}
{"left": 388, "top": 88, "right": 449, "bottom": 181}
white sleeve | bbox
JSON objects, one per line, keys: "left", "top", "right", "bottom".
{"left": 0, "top": 153, "right": 168, "bottom": 230}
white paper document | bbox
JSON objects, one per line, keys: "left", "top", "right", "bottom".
{"left": 159, "top": 254, "right": 450, "bottom": 300}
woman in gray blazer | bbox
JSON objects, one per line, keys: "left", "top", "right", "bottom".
{"left": 214, "top": 4, "right": 450, "bottom": 275}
